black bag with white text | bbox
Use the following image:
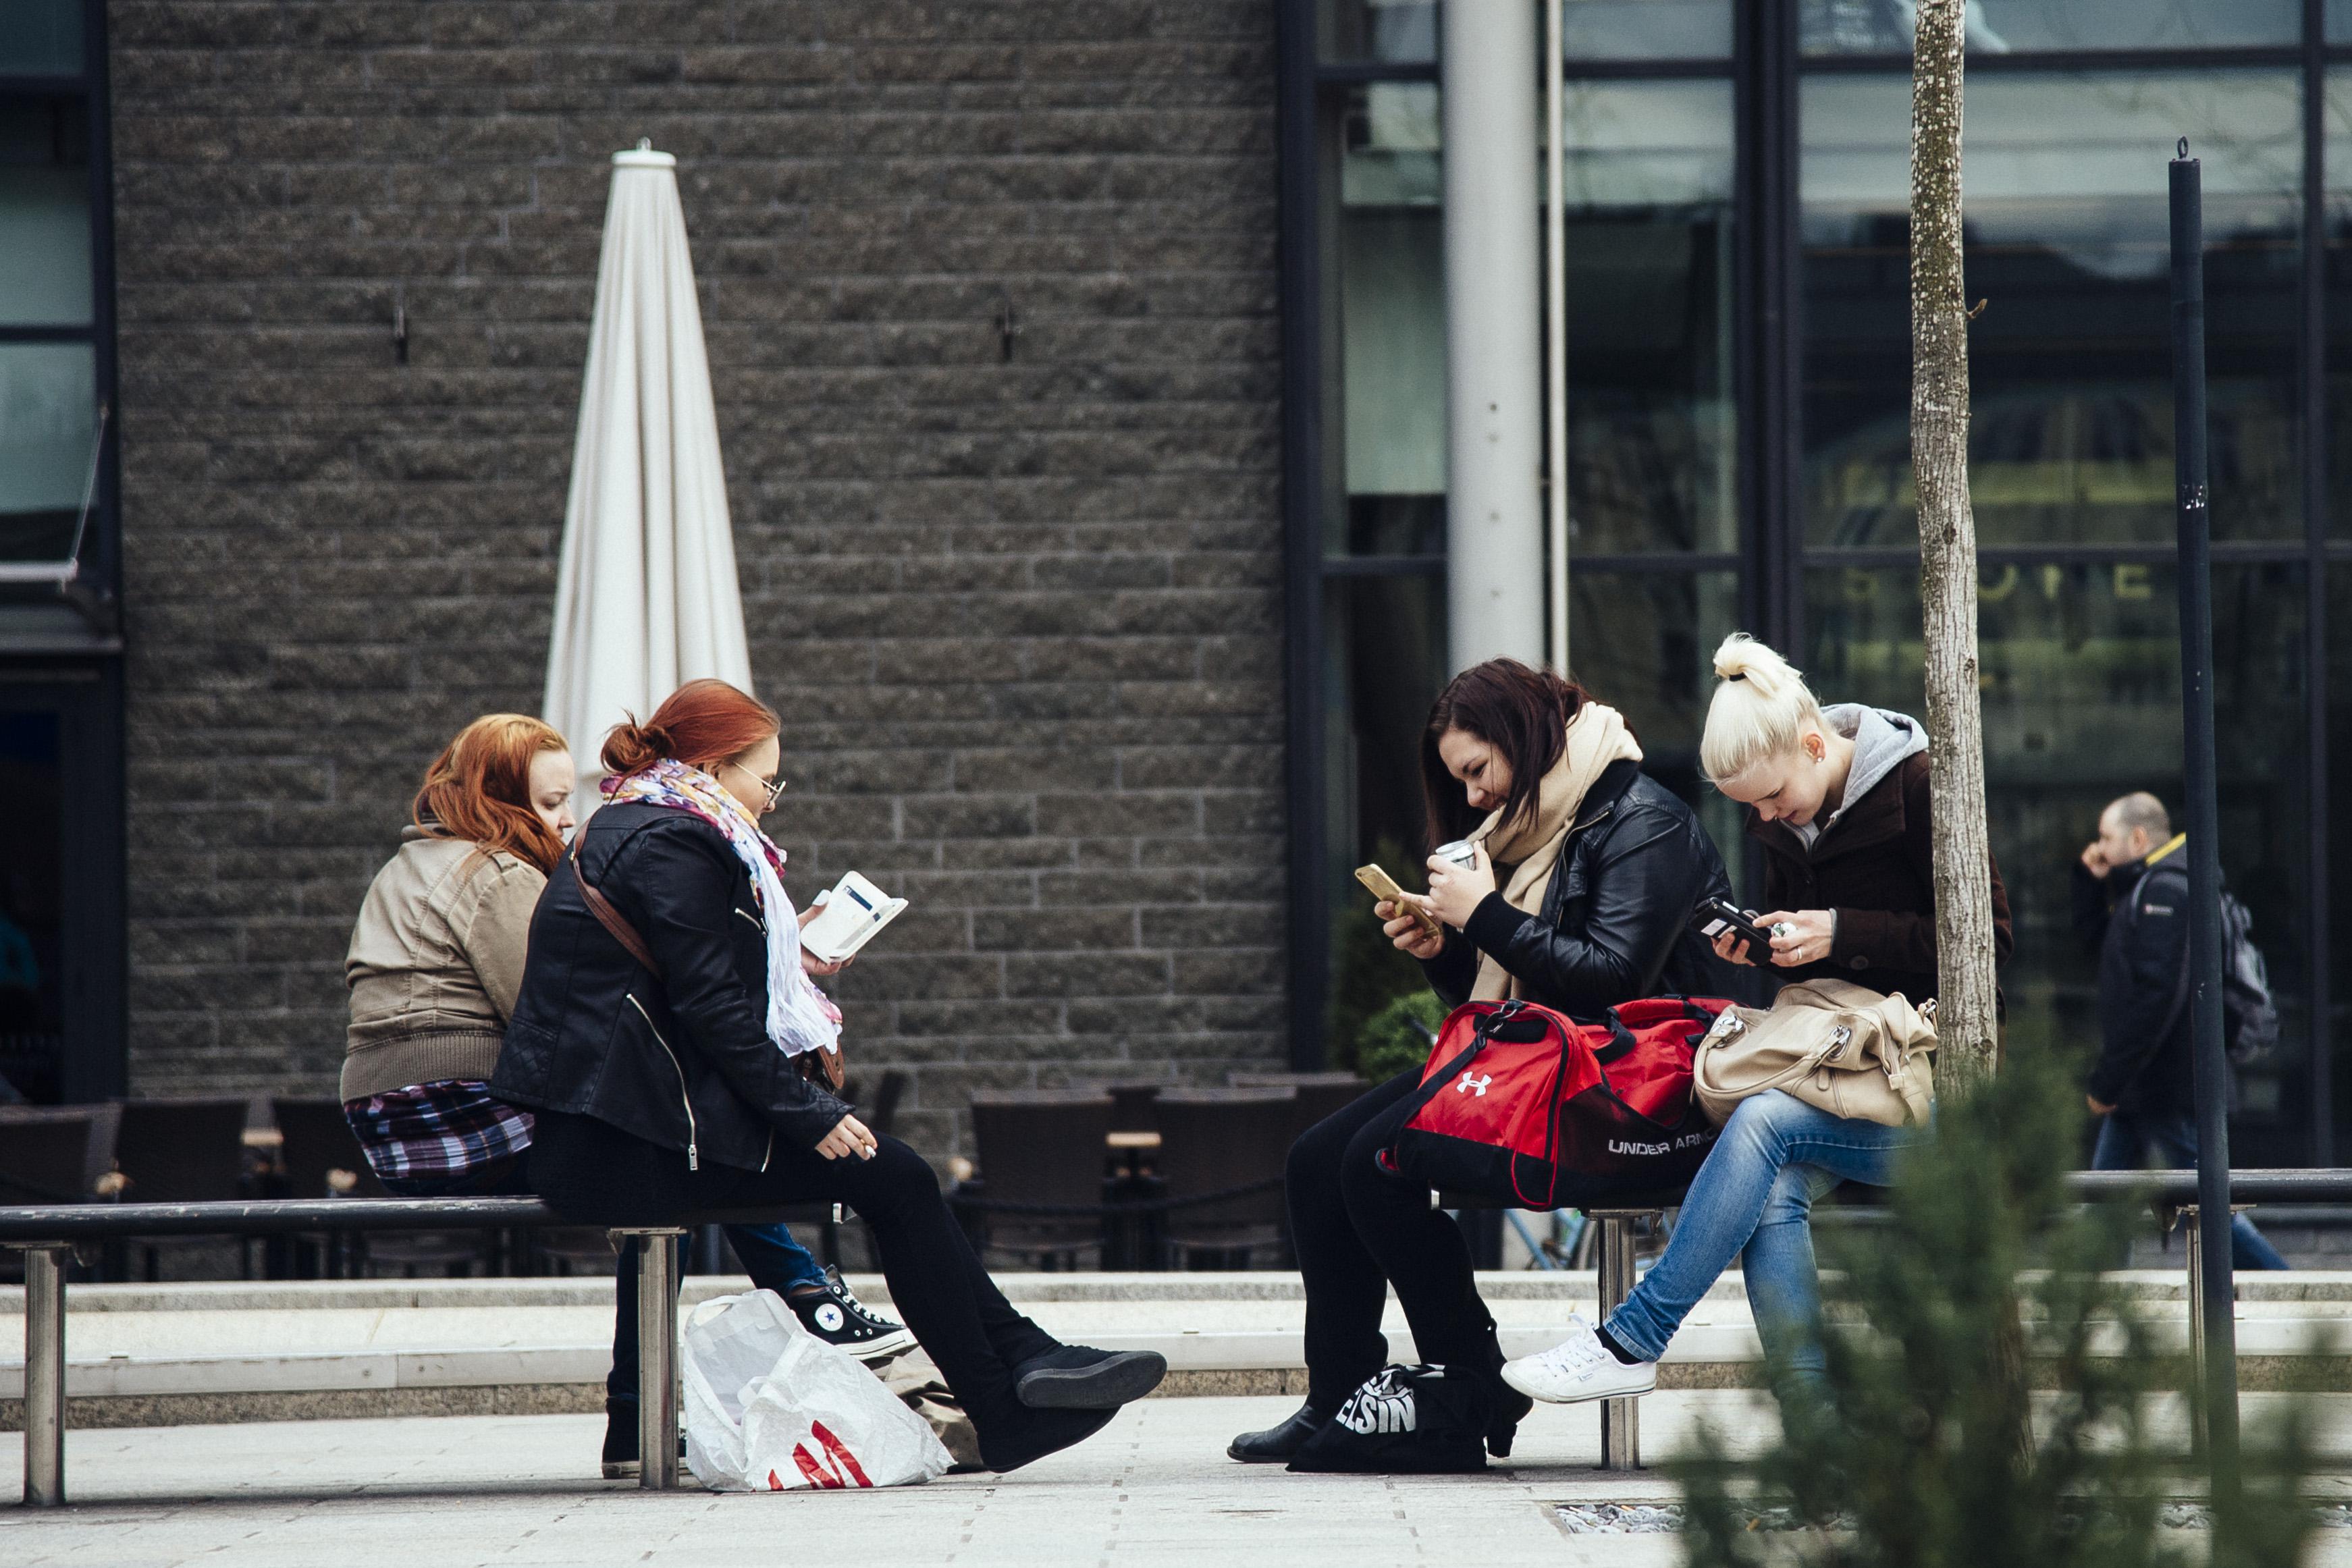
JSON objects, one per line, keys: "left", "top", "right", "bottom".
{"left": 1285, "top": 1363, "right": 1489, "bottom": 1475}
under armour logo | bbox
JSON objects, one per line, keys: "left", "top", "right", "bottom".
{"left": 1458, "top": 1071, "right": 1491, "bottom": 1097}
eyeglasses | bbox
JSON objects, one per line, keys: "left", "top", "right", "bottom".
{"left": 724, "top": 761, "right": 788, "bottom": 814}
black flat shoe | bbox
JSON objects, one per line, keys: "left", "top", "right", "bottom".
{"left": 1487, "top": 1384, "right": 1534, "bottom": 1459}
{"left": 979, "top": 1405, "right": 1119, "bottom": 1474}
{"left": 1227, "top": 1403, "right": 1329, "bottom": 1463}
{"left": 1015, "top": 1345, "right": 1169, "bottom": 1409}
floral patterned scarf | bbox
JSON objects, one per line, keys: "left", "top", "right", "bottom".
{"left": 603, "top": 759, "right": 841, "bottom": 1062}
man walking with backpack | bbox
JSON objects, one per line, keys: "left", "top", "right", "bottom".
{"left": 2076, "top": 792, "right": 2287, "bottom": 1270}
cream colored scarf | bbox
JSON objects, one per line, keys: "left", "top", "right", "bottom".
{"left": 1468, "top": 703, "right": 1645, "bottom": 1001}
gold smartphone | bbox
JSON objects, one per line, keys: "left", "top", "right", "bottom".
{"left": 1355, "top": 863, "right": 1441, "bottom": 939}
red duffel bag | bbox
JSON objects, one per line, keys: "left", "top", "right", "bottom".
{"left": 1381, "top": 996, "right": 1730, "bottom": 1210}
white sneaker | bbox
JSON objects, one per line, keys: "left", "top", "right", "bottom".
{"left": 1501, "top": 1315, "right": 1657, "bottom": 1405}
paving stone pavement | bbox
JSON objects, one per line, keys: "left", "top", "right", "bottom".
{"left": 13, "top": 1395, "right": 2352, "bottom": 1566}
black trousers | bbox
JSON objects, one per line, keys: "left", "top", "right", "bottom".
{"left": 1289, "top": 1069, "right": 1507, "bottom": 1414}
{"left": 531, "top": 1110, "right": 1059, "bottom": 1424}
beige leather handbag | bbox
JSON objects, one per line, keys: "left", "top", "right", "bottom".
{"left": 1692, "top": 978, "right": 1937, "bottom": 1129}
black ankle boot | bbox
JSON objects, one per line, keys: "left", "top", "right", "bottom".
{"left": 1227, "top": 1403, "right": 1329, "bottom": 1463}
{"left": 600, "top": 1396, "right": 685, "bottom": 1480}
{"left": 601, "top": 1397, "right": 639, "bottom": 1480}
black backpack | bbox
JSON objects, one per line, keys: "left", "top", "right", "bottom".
{"left": 1287, "top": 1364, "right": 1490, "bottom": 1474}
{"left": 2149, "top": 873, "right": 2280, "bottom": 1068}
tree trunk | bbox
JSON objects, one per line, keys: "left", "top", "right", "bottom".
{"left": 1910, "top": 0, "right": 2000, "bottom": 1098}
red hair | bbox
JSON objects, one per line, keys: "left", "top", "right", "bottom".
{"left": 602, "top": 678, "right": 780, "bottom": 778}
{"left": 413, "top": 714, "right": 570, "bottom": 874}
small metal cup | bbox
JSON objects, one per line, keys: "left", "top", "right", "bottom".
{"left": 1433, "top": 838, "right": 1482, "bottom": 871}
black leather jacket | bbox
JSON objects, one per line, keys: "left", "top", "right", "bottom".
{"left": 1420, "top": 759, "right": 1739, "bottom": 1017}
{"left": 491, "top": 803, "right": 852, "bottom": 1174}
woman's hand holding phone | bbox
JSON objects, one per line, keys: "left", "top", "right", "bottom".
{"left": 816, "top": 1112, "right": 878, "bottom": 1161}
{"left": 1379, "top": 898, "right": 1447, "bottom": 960}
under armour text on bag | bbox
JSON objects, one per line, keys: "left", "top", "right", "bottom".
{"left": 1384, "top": 996, "right": 1727, "bottom": 1209}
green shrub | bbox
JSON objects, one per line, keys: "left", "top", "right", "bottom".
{"left": 1356, "top": 988, "right": 1447, "bottom": 1084}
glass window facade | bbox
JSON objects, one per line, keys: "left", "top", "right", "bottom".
{"left": 0, "top": 0, "right": 124, "bottom": 1106}
{"left": 1285, "top": 0, "right": 2350, "bottom": 1162}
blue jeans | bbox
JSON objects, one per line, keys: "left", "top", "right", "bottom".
{"left": 2090, "top": 1108, "right": 2289, "bottom": 1272}
{"left": 1603, "top": 1091, "right": 1919, "bottom": 1382}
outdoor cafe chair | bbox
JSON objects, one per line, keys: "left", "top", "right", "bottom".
{"left": 1152, "top": 1086, "right": 1296, "bottom": 1270}
{"left": 110, "top": 1097, "right": 255, "bottom": 1280}
{"left": 1227, "top": 1070, "right": 1365, "bottom": 1145}
{"left": 961, "top": 1089, "right": 1117, "bottom": 1270}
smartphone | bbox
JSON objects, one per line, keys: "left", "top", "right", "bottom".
{"left": 1356, "top": 863, "right": 1441, "bottom": 939}
{"left": 1691, "top": 896, "right": 1772, "bottom": 963}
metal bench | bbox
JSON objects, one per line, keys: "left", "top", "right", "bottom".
{"left": 0, "top": 1196, "right": 737, "bottom": 1504}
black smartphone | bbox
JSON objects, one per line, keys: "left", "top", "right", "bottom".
{"left": 1691, "top": 897, "right": 1772, "bottom": 963}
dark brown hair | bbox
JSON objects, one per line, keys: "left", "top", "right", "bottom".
{"left": 412, "top": 713, "right": 570, "bottom": 875}
{"left": 602, "top": 678, "right": 781, "bottom": 778}
{"left": 1419, "top": 660, "right": 1594, "bottom": 851}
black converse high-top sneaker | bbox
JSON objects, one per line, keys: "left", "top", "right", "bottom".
{"left": 789, "top": 1266, "right": 915, "bottom": 1361}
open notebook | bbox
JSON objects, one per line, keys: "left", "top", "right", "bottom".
{"left": 799, "top": 871, "right": 909, "bottom": 963}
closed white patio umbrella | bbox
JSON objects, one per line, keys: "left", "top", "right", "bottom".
{"left": 544, "top": 142, "right": 753, "bottom": 816}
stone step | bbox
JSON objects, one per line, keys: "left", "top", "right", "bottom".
{"left": 5, "top": 1271, "right": 2349, "bottom": 1430}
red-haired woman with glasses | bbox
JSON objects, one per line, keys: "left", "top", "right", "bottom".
{"left": 494, "top": 679, "right": 1162, "bottom": 1474}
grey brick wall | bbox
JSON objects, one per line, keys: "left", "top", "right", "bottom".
{"left": 109, "top": 2, "right": 1288, "bottom": 1158}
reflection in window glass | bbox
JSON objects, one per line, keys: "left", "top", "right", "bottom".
{"left": 1339, "top": 84, "right": 1445, "bottom": 549}
{"left": 2321, "top": 70, "right": 2352, "bottom": 541}
{"left": 0, "top": 709, "right": 63, "bottom": 1103}
{"left": 1561, "top": 0, "right": 1732, "bottom": 60}
{"left": 2335, "top": 0, "right": 2352, "bottom": 45}
{"left": 1805, "top": 562, "right": 2311, "bottom": 1152}
{"left": 1800, "top": 0, "right": 2297, "bottom": 54}
{"left": 0, "top": 344, "right": 98, "bottom": 564}
{"left": 0, "top": 101, "right": 92, "bottom": 327}
{"left": 1568, "top": 570, "right": 1745, "bottom": 874}
{"left": 0, "top": 2, "right": 81, "bottom": 76}
{"left": 1562, "top": 80, "right": 1736, "bottom": 554}
{"left": 1804, "top": 72, "right": 2302, "bottom": 549}
{"left": 1320, "top": 0, "right": 1437, "bottom": 64}
{"left": 1323, "top": 572, "right": 1449, "bottom": 1062}
{"left": 2330, "top": 567, "right": 2352, "bottom": 1139}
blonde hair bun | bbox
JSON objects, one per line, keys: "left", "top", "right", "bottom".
{"left": 1700, "top": 633, "right": 1825, "bottom": 786}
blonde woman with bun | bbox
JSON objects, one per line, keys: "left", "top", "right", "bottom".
{"left": 1499, "top": 635, "right": 2011, "bottom": 1415}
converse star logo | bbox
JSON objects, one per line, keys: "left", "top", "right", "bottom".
{"left": 815, "top": 1303, "right": 846, "bottom": 1333}
{"left": 1458, "top": 1071, "right": 1491, "bottom": 1097}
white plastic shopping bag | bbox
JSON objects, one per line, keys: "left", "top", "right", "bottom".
{"left": 680, "top": 1289, "right": 953, "bottom": 1492}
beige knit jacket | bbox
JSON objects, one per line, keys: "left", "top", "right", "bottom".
{"left": 341, "top": 828, "right": 546, "bottom": 1102}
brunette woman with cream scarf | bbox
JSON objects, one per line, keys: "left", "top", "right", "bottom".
{"left": 1229, "top": 660, "right": 1737, "bottom": 1467}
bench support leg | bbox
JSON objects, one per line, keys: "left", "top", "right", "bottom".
{"left": 1590, "top": 1210, "right": 1651, "bottom": 1471}
{"left": 20, "top": 1243, "right": 69, "bottom": 1507}
{"left": 614, "top": 1228, "right": 689, "bottom": 1490}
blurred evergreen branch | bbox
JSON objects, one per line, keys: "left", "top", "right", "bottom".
{"left": 1672, "top": 1050, "right": 2318, "bottom": 1567}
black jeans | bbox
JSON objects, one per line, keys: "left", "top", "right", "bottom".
{"left": 531, "top": 1110, "right": 1059, "bottom": 1424}
{"left": 1289, "top": 1069, "right": 1507, "bottom": 1414}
